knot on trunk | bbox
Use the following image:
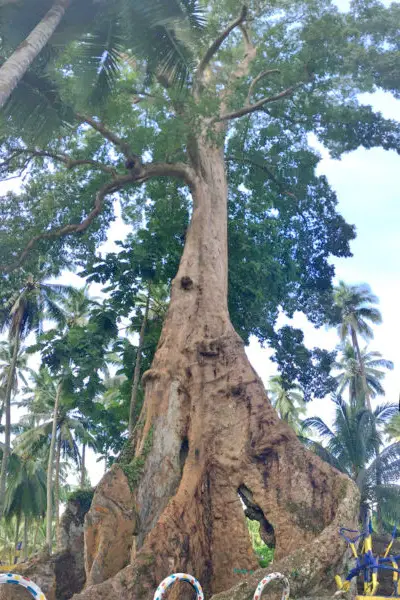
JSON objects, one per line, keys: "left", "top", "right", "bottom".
{"left": 180, "top": 276, "right": 193, "bottom": 290}
{"left": 197, "top": 340, "right": 220, "bottom": 357}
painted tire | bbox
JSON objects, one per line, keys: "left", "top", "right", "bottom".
{"left": 0, "top": 573, "right": 47, "bottom": 600}
{"left": 253, "top": 572, "right": 290, "bottom": 600}
{"left": 153, "top": 573, "right": 204, "bottom": 600}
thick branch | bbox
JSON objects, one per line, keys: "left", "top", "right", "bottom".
{"left": 1, "top": 148, "right": 117, "bottom": 176}
{"left": 246, "top": 69, "right": 280, "bottom": 104}
{"left": 76, "top": 113, "right": 137, "bottom": 159}
{"left": 3, "top": 160, "right": 195, "bottom": 274}
{"left": 216, "top": 82, "right": 302, "bottom": 122}
{"left": 195, "top": 6, "right": 248, "bottom": 87}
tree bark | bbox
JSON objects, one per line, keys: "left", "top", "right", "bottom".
{"left": 81, "top": 443, "right": 86, "bottom": 488}
{"left": 128, "top": 290, "right": 151, "bottom": 435}
{"left": 74, "top": 136, "right": 359, "bottom": 600}
{"left": 14, "top": 514, "right": 21, "bottom": 564}
{"left": 350, "top": 327, "right": 382, "bottom": 530}
{"left": 46, "top": 381, "right": 61, "bottom": 554}
{"left": 55, "top": 434, "right": 62, "bottom": 550}
{"left": 0, "top": 336, "right": 20, "bottom": 517}
{"left": 0, "top": 0, "right": 70, "bottom": 109}
{"left": 23, "top": 515, "right": 28, "bottom": 560}
{"left": 350, "top": 327, "right": 371, "bottom": 410}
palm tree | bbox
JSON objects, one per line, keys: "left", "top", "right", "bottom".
{"left": 333, "top": 282, "right": 382, "bottom": 411}
{"left": 302, "top": 395, "right": 400, "bottom": 527}
{"left": 386, "top": 413, "right": 400, "bottom": 442}
{"left": 0, "top": 0, "right": 70, "bottom": 108}
{"left": 335, "top": 344, "right": 394, "bottom": 403}
{"left": 128, "top": 284, "right": 169, "bottom": 434}
{"left": 268, "top": 376, "right": 306, "bottom": 434}
{"left": 0, "top": 341, "right": 29, "bottom": 426}
{"left": 0, "top": 0, "right": 204, "bottom": 114}
{"left": 0, "top": 273, "right": 71, "bottom": 517}
{"left": 15, "top": 367, "right": 90, "bottom": 551}
{"left": 2, "top": 451, "right": 47, "bottom": 562}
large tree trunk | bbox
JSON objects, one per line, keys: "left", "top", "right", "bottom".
{"left": 128, "top": 289, "right": 151, "bottom": 434}
{"left": 46, "top": 381, "right": 61, "bottom": 554}
{"left": 74, "top": 140, "right": 359, "bottom": 600}
{"left": 0, "top": 336, "right": 20, "bottom": 516}
{"left": 0, "top": 0, "right": 70, "bottom": 109}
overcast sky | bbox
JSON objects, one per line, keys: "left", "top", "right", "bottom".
{"left": 1, "top": 0, "right": 398, "bottom": 487}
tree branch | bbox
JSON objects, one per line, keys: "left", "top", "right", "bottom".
{"left": 0, "top": 148, "right": 117, "bottom": 176}
{"left": 216, "top": 82, "right": 302, "bottom": 122}
{"left": 2, "top": 161, "right": 195, "bottom": 274}
{"left": 227, "top": 155, "right": 296, "bottom": 199}
{"left": 75, "top": 113, "right": 137, "bottom": 160}
{"left": 246, "top": 69, "right": 280, "bottom": 104}
{"left": 195, "top": 5, "right": 248, "bottom": 88}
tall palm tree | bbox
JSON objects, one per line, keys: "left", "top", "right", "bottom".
{"left": 335, "top": 344, "right": 394, "bottom": 403}
{"left": 333, "top": 282, "right": 382, "bottom": 411}
{"left": 268, "top": 375, "right": 306, "bottom": 434}
{"left": 15, "top": 367, "right": 89, "bottom": 551}
{"left": 0, "top": 273, "right": 71, "bottom": 516}
{"left": 2, "top": 451, "right": 47, "bottom": 562}
{"left": 302, "top": 395, "right": 400, "bottom": 527}
{"left": 0, "top": 341, "right": 29, "bottom": 426}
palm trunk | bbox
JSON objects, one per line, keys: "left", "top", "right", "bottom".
{"left": 128, "top": 290, "right": 151, "bottom": 435}
{"left": 350, "top": 328, "right": 383, "bottom": 530}
{"left": 0, "top": 0, "right": 70, "bottom": 108}
{"left": 46, "top": 381, "right": 61, "bottom": 554}
{"left": 23, "top": 515, "right": 28, "bottom": 560}
{"left": 33, "top": 519, "right": 41, "bottom": 554}
{"left": 79, "top": 137, "right": 358, "bottom": 600}
{"left": 14, "top": 514, "right": 21, "bottom": 564}
{"left": 0, "top": 335, "right": 20, "bottom": 517}
{"left": 81, "top": 442, "right": 86, "bottom": 488}
{"left": 55, "top": 434, "right": 62, "bottom": 550}
{"left": 350, "top": 327, "right": 371, "bottom": 410}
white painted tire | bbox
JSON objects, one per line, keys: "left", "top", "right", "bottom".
{"left": 153, "top": 573, "right": 204, "bottom": 600}
{"left": 253, "top": 572, "right": 290, "bottom": 600}
{"left": 0, "top": 573, "right": 47, "bottom": 600}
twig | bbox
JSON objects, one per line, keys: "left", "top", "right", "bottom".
{"left": 246, "top": 69, "right": 280, "bottom": 104}
{"left": 216, "top": 82, "right": 302, "bottom": 122}
{"left": 76, "top": 114, "right": 137, "bottom": 160}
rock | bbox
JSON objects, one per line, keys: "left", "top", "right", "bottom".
{"left": 0, "top": 491, "right": 92, "bottom": 600}
{"left": 84, "top": 465, "right": 136, "bottom": 587}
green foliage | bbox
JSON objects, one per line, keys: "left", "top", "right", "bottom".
{"left": 302, "top": 396, "right": 400, "bottom": 528}
{"left": 67, "top": 487, "right": 94, "bottom": 513}
{"left": 246, "top": 519, "right": 274, "bottom": 567}
{"left": 120, "top": 426, "right": 153, "bottom": 491}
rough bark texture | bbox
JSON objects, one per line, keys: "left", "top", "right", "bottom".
{"left": 0, "top": 496, "right": 90, "bottom": 600}
{"left": 0, "top": 0, "right": 70, "bottom": 109}
{"left": 65, "top": 139, "right": 360, "bottom": 600}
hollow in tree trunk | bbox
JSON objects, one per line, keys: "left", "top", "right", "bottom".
{"left": 74, "top": 138, "right": 359, "bottom": 600}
